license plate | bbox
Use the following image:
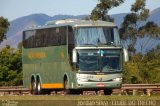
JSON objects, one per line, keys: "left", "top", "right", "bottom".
{"left": 96, "top": 84, "right": 105, "bottom": 87}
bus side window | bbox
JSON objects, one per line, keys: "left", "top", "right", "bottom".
{"left": 58, "top": 27, "right": 66, "bottom": 45}
{"left": 50, "top": 28, "right": 55, "bottom": 46}
{"left": 68, "top": 26, "right": 75, "bottom": 67}
{"left": 23, "top": 33, "right": 27, "bottom": 48}
{"left": 24, "top": 27, "right": 68, "bottom": 48}
{"left": 30, "top": 35, "right": 35, "bottom": 48}
{"left": 50, "top": 27, "right": 62, "bottom": 46}
{"left": 44, "top": 29, "right": 50, "bottom": 47}
{"left": 68, "top": 26, "right": 74, "bottom": 45}
{"left": 35, "top": 29, "right": 41, "bottom": 47}
{"left": 55, "top": 28, "right": 60, "bottom": 45}
{"left": 24, "top": 30, "right": 35, "bottom": 48}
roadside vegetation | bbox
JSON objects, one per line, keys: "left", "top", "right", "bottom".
{"left": 123, "top": 45, "right": 160, "bottom": 84}
{"left": 0, "top": 45, "right": 22, "bottom": 86}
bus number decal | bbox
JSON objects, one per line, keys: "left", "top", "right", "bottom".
{"left": 28, "top": 52, "right": 46, "bottom": 60}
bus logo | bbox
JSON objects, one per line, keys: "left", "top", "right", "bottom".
{"left": 99, "top": 78, "right": 103, "bottom": 81}
{"left": 28, "top": 52, "right": 46, "bottom": 60}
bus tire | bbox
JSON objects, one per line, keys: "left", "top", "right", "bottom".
{"left": 43, "top": 89, "right": 51, "bottom": 95}
{"left": 104, "top": 89, "right": 112, "bottom": 95}
{"left": 75, "top": 90, "right": 83, "bottom": 95}
{"left": 37, "top": 78, "right": 43, "bottom": 95}
{"left": 64, "top": 78, "right": 75, "bottom": 94}
{"left": 31, "top": 78, "right": 37, "bottom": 95}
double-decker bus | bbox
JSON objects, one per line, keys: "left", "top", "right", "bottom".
{"left": 22, "top": 19, "right": 128, "bottom": 95}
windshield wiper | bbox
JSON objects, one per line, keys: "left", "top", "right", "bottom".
{"left": 102, "top": 42, "right": 116, "bottom": 47}
{"left": 102, "top": 67, "right": 119, "bottom": 72}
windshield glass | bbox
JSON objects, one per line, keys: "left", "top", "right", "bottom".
{"left": 101, "top": 54, "right": 121, "bottom": 72}
{"left": 78, "top": 49, "right": 122, "bottom": 72}
{"left": 76, "top": 27, "right": 120, "bottom": 46}
{"left": 78, "top": 50, "right": 99, "bottom": 71}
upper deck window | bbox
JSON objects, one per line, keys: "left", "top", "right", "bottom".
{"left": 23, "top": 27, "right": 67, "bottom": 48}
{"left": 76, "top": 27, "right": 120, "bottom": 46}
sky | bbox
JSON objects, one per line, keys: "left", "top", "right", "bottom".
{"left": 0, "top": 0, "right": 160, "bottom": 21}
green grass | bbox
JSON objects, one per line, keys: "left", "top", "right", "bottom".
{"left": 0, "top": 95, "right": 160, "bottom": 106}
{"left": 0, "top": 95, "right": 160, "bottom": 100}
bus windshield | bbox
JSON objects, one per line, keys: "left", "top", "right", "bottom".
{"left": 78, "top": 50, "right": 122, "bottom": 72}
{"left": 76, "top": 27, "right": 120, "bottom": 46}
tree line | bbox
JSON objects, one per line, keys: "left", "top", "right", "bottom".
{"left": 0, "top": 17, "right": 22, "bottom": 86}
{"left": 0, "top": 0, "right": 160, "bottom": 86}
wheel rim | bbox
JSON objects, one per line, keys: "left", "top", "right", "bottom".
{"left": 65, "top": 80, "right": 69, "bottom": 89}
{"left": 37, "top": 78, "right": 42, "bottom": 95}
{"left": 64, "top": 79, "right": 70, "bottom": 94}
{"left": 31, "top": 80, "right": 36, "bottom": 94}
{"left": 32, "top": 81, "right": 36, "bottom": 90}
{"left": 37, "top": 82, "right": 41, "bottom": 92}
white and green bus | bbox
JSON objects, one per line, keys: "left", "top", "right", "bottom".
{"left": 22, "top": 19, "right": 128, "bottom": 95}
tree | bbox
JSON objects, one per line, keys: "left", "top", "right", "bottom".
{"left": 90, "top": 0, "right": 125, "bottom": 21}
{"left": 123, "top": 45, "right": 160, "bottom": 84}
{"left": 138, "top": 22, "right": 160, "bottom": 53}
{"left": 0, "top": 17, "right": 10, "bottom": 43}
{"left": 0, "top": 46, "right": 22, "bottom": 86}
{"left": 119, "top": 0, "right": 160, "bottom": 54}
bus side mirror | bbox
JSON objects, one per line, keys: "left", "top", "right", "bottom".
{"left": 123, "top": 48, "right": 129, "bottom": 62}
{"left": 72, "top": 49, "right": 77, "bottom": 63}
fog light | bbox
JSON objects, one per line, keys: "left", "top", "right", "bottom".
{"left": 78, "top": 84, "right": 83, "bottom": 87}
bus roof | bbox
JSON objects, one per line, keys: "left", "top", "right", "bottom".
{"left": 24, "top": 19, "right": 117, "bottom": 31}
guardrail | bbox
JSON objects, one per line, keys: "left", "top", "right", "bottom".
{"left": 0, "top": 84, "right": 160, "bottom": 96}
{"left": 113, "top": 84, "right": 160, "bottom": 96}
{"left": 0, "top": 86, "right": 29, "bottom": 95}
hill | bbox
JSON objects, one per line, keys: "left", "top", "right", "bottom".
{"left": 148, "top": 7, "right": 160, "bottom": 25}
{"left": 0, "top": 8, "right": 160, "bottom": 49}
{"left": 0, "top": 14, "right": 87, "bottom": 48}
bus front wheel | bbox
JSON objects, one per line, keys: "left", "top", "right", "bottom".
{"left": 64, "top": 79, "right": 72, "bottom": 94}
{"left": 64, "top": 79, "right": 82, "bottom": 95}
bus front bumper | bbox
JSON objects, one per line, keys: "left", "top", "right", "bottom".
{"left": 76, "top": 81, "right": 122, "bottom": 90}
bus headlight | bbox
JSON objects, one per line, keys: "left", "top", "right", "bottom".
{"left": 113, "top": 77, "right": 122, "bottom": 81}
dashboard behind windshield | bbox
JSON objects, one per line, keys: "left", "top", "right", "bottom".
{"left": 78, "top": 49, "right": 122, "bottom": 72}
